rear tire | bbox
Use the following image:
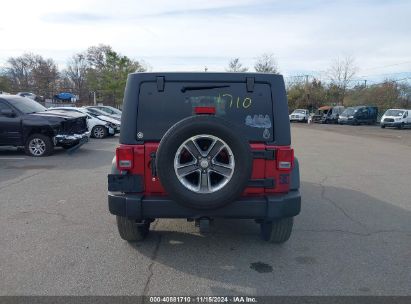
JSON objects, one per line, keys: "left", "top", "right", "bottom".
{"left": 24, "top": 134, "right": 54, "bottom": 157}
{"left": 260, "top": 217, "right": 293, "bottom": 243}
{"left": 381, "top": 124, "right": 385, "bottom": 128}
{"left": 116, "top": 216, "right": 150, "bottom": 242}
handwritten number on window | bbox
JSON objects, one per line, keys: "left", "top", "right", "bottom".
{"left": 220, "top": 94, "right": 252, "bottom": 109}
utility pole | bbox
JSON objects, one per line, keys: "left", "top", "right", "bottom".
{"left": 90, "top": 91, "right": 96, "bottom": 105}
{"left": 304, "top": 75, "right": 310, "bottom": 108}
{"left": 364, "top": 80, "right": 367, "bottom": 88}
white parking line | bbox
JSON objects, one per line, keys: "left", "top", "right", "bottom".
{"left": 0, "top": 157, "right": 26, "bottom": 160}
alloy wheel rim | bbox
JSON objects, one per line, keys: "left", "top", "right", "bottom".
{"left": 29, "top": 138, "right": 46, "bottom": 156}
{"left": 173, "top": 134, "right": 235, "bottom": 194}
{"left": 94, "top": 127, "right": 105, "bottom": 138}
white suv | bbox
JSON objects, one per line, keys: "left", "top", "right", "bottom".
{"left": 289, "top": 109, "right": 309, "bottom": 122}
{"left": 380, "top": 109, "right": 411, "bottom": 129}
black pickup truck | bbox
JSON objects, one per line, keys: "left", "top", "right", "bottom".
{"left": 0, "top": 95, "right": 90, "bottom": 156}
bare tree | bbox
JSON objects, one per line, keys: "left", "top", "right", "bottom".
{"left": 328, "top": 56, "right": 357, "bottom": 105}
{"left": 5, "top": 53, "right": 59, "bottom": 98}
{"left": 226, "top": 58, "right": 248, "bottom": 72}
{"left": 34, "top": 58, "right": 59, "bottom": 99}
{"left": 6, "top": 54, "right": 37, "bottom": 92}
{"left": 254, "top": 53, "right": 279, "bottom": 73}
{"left": 64, "top": 53, "right": 88, "bottom": 100}
{"left": 86, "top": 44, "right": 113, "bottom": 70}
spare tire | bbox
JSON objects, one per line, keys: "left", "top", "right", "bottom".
{"left": 156, "top": 115, "right": 252, "bottom": 210}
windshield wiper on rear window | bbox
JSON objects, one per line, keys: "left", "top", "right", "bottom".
{"left": 181, "top": 85, "right": 230, "bottom": 93}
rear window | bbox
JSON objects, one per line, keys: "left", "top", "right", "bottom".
{"left": 136, "top": 82, "right": 273, "bottom": 141}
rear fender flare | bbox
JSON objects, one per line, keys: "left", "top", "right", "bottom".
{"left": 111, "top": 156, "right": 120, "bottom": 174}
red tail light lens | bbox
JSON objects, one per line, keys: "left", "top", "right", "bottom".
{"left": 116, "top": 146, "right": 134, "bottom": 171}
{"left": 277, "top": 148, "right": 294, "bottom": 170}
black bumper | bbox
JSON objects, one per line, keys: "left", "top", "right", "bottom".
{"left": 108, "top": 191, "right": 301, "bottom": 220}
{"left": 54, "top": 131, "right": 91, "bottom": 145}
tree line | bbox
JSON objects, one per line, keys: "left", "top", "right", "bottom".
{"left": 0, "top": 44, "right": 146, "bottom": 105}
{"left": 1, "top": 46, "right": 410, "bottom": 110}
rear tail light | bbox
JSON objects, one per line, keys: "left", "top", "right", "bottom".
{"left": 194, "top": 106, "right": 216, "bottom": 115}
{"left": 277, "top": 148, "right": 294, "bottom": 170}
{"left": 116, "top": 146, "right": 134, "bottom": 171}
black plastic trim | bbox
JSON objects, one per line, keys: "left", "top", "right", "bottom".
{"left": 252, "top": 149, "right": 276, "bottom": 160}
{"left": 108, "top": 190, "right": 301, "bottom": 220}
{"left": 247, "top": 178, "right": 275, "bottom": 188}
{"left": 108, "top": 174, "right": 144, "bottom": 192}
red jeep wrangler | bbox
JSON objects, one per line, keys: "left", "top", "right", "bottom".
{"left": 108, "top": 73, "right": 301, "bottom": 243}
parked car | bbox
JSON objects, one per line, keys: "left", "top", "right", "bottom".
{"left": 54, "top": 92, "right": 77, "bottom": 102}
{"left": 338, "top": 106, "right": 378, "bottom": 125}
{"left": 289, "top": 109, "right": 309, "bottom": 122}
{"left": 0, "top": 95, "right": 90, "bottom": 157}
{"left": 84, "top": 106, "right": 121, "bottom": 120}
{"left": 311, "top": 106, "right": 332, "bottom": 123}
{"left": 320, "top": 106, "right": 345, "bottom": 124}
{"left": 49, "top": 107, "right": 120, "bottom": 138}
{"left": 380, "top": 109, "right": 411, "bottom": 129}
{"left": 87, "top": 106, "right": 122, "bottom": 119}
{"left": 16, "top": 92, "right": 44, "bottom": 102}
{"left": 81, "top": 108, "right": 121, "bottom": 135}
{"left": 108, "top": 72, "right": 301, "bottom": 243}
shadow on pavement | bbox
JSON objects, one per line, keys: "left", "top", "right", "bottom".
{"left": 128, "top": 182, "right": 411, "bottom": 295}
{"left": 0, "top": 138, "right": 117, "bottom": 185}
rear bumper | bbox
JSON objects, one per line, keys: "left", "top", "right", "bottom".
{"left": 108, "top": 191, "right": 301, "bottom": 220}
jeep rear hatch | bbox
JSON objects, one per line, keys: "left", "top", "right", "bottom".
{"left": 136, "top": 81, "right": 274, "bottom": 142}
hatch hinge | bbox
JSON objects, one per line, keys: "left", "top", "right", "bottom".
{"left": 246, "top": 77, "right": 255, "bottom": 92}
{"left": 156, "top": 76, "right": 165, "bottom": 92}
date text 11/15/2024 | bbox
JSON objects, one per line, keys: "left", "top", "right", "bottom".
{"left": 149, "top": 296, "right": 258, "bottom": 303}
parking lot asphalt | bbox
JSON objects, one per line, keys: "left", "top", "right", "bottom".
{"left": 0, "top": 125, "right": 410, "bottom": 296}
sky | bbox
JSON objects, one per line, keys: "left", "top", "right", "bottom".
{"left": 1, "top": 0, "right": 410, "bottom": 84}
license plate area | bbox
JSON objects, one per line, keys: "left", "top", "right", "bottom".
{"left": 108, "top": 174, "right": 144, "bottom": 192}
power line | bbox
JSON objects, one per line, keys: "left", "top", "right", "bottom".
{"left": 352, "top": 71, "right": 411, "bottom": 81}
{"left": 360, "top": 61, "right": 411, "bottom": 72}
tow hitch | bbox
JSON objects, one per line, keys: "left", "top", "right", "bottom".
{"left": 195, "top": 217, "right": 211, "bottom": 234}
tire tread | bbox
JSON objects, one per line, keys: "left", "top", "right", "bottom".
{"left": 261, "top": 217, "right": 293, "bottom": 243}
